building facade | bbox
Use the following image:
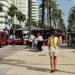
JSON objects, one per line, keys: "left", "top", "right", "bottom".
{"left": 32, "top": 0, "right": 39, "bottom": 24}
{"left": 0, "top": 0, "right": 12, "bottom": 30}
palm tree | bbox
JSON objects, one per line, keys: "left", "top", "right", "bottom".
{"left": 40, "top": 0, "right": 54, "bottom": 29}
{"left": 52, "top": 8, "right": 62, "bottom": 29}
{"left": 41, "top": 0, "right": 64, "bottom": 30}
{"left": 16, "top": 11, "right": 22, "bottom": 26}
{"left": 68, "top": 16, "right": 72, "bottom": 28}
{"left": 8, "top": 4, "right": 18, "bottom": 29}
{"left": 45, "top": 0, "right": 63, "bottom": 30}
{"left": 59, "top": 18, "right": 66, "bottom": 31}
{"left": 21, "top": 14, "right": 26, "bottom": 27}
{"left": 16, "top": 11, "right": 26, "bottom": 27}
{"left": 38, "top": 20, "right": 42, "bottom": 27}
{"left": 45, "top": 0, "right": 58, "bottom": 29}
{"left": 68, "top": 6, "right": 75, "bottom": 28}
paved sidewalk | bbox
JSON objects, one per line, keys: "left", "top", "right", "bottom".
{"left": 0, "top": 45, "right": 75, "bottom": 75}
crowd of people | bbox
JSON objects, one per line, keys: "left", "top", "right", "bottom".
{"left": 4, "top": 29, "right": 74, "bottom": 73}
{"left": 4, "top": 29, "right": 63, "bottom": 73}
{"left": 26, "top": 33, "right": 43, "bottom": 52}
{"left": 25, "top": 29, "right": 62, "bottom": 73}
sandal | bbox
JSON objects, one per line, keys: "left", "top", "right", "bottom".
{"left": 50, "top": 70, "right": 55, "bottom": 73}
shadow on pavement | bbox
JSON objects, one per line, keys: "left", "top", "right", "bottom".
{"left": 0, "top": 58, "right": 75, "bottom": 74}
{"left": 71, "top": 51, "right": 75, "bottom": 53}
{"left": 60, "top": 44, "right": 71, "bottom": 49}
{"left": 0, "top": 58, "right": 26, "bottom": 64}
{"left": 60, "top": 44, "right": 75, "bottom": 49}
{"left": 25, "top": 49, "right": 38, "bottom": 52}
{"left": 27, "top": 66, "right": 75, "bottom": 74}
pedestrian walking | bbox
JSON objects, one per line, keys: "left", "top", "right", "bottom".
{"left": 47, "top": 30, "right": 61, "bottom": 72}
{"left": 37, "top": 33, "right": 43, "bottom": 52}
{"left": 12, "top": 34, "right": 16, "bottom": 46}
{"left": 5, "top": 30, "right": 9, "bottom": 45}
{"left": 28, "top": 33, "right": 35, "bottom": 49}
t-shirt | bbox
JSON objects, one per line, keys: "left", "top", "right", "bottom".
{"left": 12, "top": 35, "right": 16, "bottom": 40}
{"left": 38, "top": 35, "right": 43, "bottom": 41}
{"left": 29, "top": 35, "right": 35, "bottom": 42}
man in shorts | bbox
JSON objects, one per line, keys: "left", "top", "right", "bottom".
{"left": 47, "top": 29, "right": 61, "bottom": 72}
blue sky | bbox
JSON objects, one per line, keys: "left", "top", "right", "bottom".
{"left": 37, "top": 0, "right": 75, "bottom": 26}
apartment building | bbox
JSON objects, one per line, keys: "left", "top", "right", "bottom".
{"left": 32, "top": 0, "right": 39, "bottom": 23}
{"left": 0, "top": 0, "right": 12, "bottom": 30}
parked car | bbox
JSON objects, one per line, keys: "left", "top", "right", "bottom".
{"left": 7, "top": 37, "right": 24, "bottom": 45}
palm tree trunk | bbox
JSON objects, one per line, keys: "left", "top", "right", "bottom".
{"left": 22, "top": 21, "right": 23, "bottom": 27}
{"left": 28, "top": 0, "right": 32, "bottom": 38}
{"left": 73, "top": 21, "right": 75, "bottom": 28}
{"left": 53, "top": 18, "right": 56, "bottom": 29}
{"left": 11, "top": 17, "right": 14, "bottom": 29}
{"left": 47, "top": 0, "right": 50, "bottom": 27}
{"left": 49, "top": 0, "right": 52, "bottom": 30}
{"left": 49, "top": 7, "right": 52, "bottom": 29}
{"left": 42, "top": 0, "right": 45, "bottom": 28}
{"left": 19, "top": 21, "right": 21, "bottom": 26}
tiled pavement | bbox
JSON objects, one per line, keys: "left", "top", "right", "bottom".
{"left": 0, "top": 45, "right": 75, "bottom": 75}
